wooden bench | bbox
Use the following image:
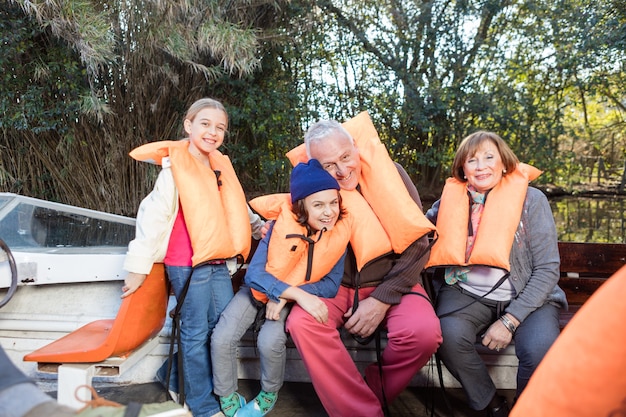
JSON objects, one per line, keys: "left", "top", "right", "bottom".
{"left": 556, "top": 241, "right": 626, "bottom": 327}
{"left": 235, "top": 241, "right": 626, "bottom": 389}
{"left": 21, "top": 242, "right": 624, "bottom": 400}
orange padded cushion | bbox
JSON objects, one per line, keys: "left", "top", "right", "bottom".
{"left": 24, "top": 263, "right": 168, "bottom": 363}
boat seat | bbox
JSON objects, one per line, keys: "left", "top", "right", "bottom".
{"left": 24, "top": 263, "right": 168, "bottom": 364}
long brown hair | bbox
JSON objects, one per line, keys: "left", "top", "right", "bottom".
{"left": 292, "top": 191, "right": 346, "bottom": 235}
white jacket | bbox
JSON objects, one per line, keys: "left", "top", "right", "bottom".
{"left": 123, "top": 160, "right": 264, "bottom": 274}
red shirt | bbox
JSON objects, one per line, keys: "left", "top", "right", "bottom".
{"left": 164, "top": 204, "right": 193, "bottom": 267}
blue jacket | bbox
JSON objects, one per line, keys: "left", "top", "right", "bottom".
{"left": 245, "top": 223, "right": 346, "bottom": 303}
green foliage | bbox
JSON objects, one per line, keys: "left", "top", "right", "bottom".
{"left": 291, "top": 0, "right": 625, "bottom": 193}
{"left": 0, "top": 4, "right": 86, "bottom": 134}
{"left": 200, "top": 1, "right": 313, "bottom": 197}
{"left": 551, "top": 197, "right": 626, "bottom": 243}
{"left": 1, "top": 0, "right": 625, "bottom": 214}
{"left": 0, "top": 0, "right": 291, "bottom": 214}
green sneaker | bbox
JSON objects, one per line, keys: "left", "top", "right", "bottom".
{"left": 220, "top": 392, "right": 246, "bottom": 417}
{"left": 234, "top": 391, "right": 277, "bottom": 417}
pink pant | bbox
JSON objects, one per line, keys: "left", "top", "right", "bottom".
{"left": 286, "top": 284, "right": 442, "bottom": 417}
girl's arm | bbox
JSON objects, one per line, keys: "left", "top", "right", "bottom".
{"left": 274, "top": 251, "right": 347, "bottom": 324}
{"left": 279, "top": 286, "right": 329, "bottom": 324}
{"left": 248, "top": 205, "right": 265, "bottom": 240}
{"left": 247, "top": 231, "right": 347, "bottom": 302}
{"left": 244, "top": 225, "right": 290, "bottom": 302}
{"left": 122, "top": 168, "right": 177, "bottom": 298}
{"left": 124, "top": 168, "right": 177, "bottom": 274}
{"left": 297, "top": 249, "right": 346, "bottom": 298}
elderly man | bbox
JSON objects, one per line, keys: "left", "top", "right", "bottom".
{"left": 284, "top": 112, "right": 442, "bottom": 417}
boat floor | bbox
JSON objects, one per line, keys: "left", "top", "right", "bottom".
{"left": 43, "top": 379, "right": 516, "bottom": 416}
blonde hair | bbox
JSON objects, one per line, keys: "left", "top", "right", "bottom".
{"left": 451, "top": 131, "right": 519, "bottom": 182}
{"left": 183, "top": 98, "right": 228, "bottom": 132}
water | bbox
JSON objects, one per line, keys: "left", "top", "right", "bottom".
{"left": 550, "top": 195, "right": 626, "bottom": 243}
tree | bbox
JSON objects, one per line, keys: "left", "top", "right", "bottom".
{"left": 288, "top": 0, "right": 626, "bottom": 192}
{"left": 0, "top": 3, "right": 87, "bottom": 200}
{"left": 1, "top": 0, "right": 288, "bottom": 214}
{"left": 2, "top": 0, "right": 624, "bottom": 210}
{"left": 292, "top": 0, "right": 518, "bottom": 191}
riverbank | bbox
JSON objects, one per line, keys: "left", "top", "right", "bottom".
{"left": 419, "top": 182, "right": 625, "bottom": 212}
{"left": 537, "top": 181, "right": 625, "bottom": 197}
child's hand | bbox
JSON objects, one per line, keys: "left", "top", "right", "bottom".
{"left": 296, "top": 292, "right": 329, "bottom": 324}
{"left": 279, "top": 286, "right": 329, "bottom": 323}
{"left": 260, "top": 220, "right": 273, "bottom": 239}
{"left": 266, "top": 298, "right": 287, "bottom": 320}
{"left": 121, "top": 272, "right": 147, "bottom": 298}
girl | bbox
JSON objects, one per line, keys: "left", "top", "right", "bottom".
{"left": 211, "top": 159, "right": 351, "bottom": 417}
{"left": 121, "top": 98, "right": 264, "bottom": 417}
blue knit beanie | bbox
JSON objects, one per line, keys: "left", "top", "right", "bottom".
{"left": 290, "top": 159, "right": 340, "bottom": 204}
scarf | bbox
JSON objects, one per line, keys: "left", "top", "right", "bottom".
{"left": 444, "top": 186, "right": 486, "bottom": 284}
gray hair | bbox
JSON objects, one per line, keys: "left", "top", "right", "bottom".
{"left": 304, "top": 120, "right": 353, "bottom": 158}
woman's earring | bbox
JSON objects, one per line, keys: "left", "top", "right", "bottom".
{"left": 502, "top": 169, "right": 507, "bottom": 174}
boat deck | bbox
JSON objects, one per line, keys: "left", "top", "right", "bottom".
{"left": 44, "top": 379, "right": 516, "bottom": 417}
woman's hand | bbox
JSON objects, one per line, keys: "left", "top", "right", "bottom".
{"left": 481, "top": 314, "right": 519, "bottom": 352}
{"left": 121, "top": 272, "right": 147, "bottom": 298}
{"left": 266, "top": 298, "right": 287, "bottom": 320}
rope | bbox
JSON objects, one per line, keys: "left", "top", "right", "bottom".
{"left": 75, "top": 385, "right": 122, "bottom": 412}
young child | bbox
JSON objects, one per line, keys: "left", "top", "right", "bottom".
{"left": 121, "top": 98, "right": 264, "bottom": 417}
{"left": 211, "top": 159, "right": 352, "bottom": 417}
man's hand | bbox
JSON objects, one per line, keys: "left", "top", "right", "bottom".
{"left": 121, "top": 272, "right": 147, "bottom": 298}
{"left": 344, "top": 297, "right": 390, "bottom": 338}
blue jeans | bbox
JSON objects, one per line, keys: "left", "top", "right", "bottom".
{"left": 435, "top": 284, "right": 560, "bottom": 410}
{"left": 164, "top": 263, "right": 234, "bottom": 417}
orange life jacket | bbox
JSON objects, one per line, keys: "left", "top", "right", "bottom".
{"left": 286, "top": 111, "right": 436, "bottom": 270}
{"left": 130, "top": 140, "right": 251, "bottom": 265}
{"left": 510, "top": 265, "right": 626, "bottom": 417}
{"left": 425, "top": 163, "right": 541, "bottom": 271}
{"left": 248, "top": 193, "right": 351, "bottom": 303}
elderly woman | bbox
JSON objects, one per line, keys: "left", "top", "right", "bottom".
{"left": 425, "top": 131, "right": 567, "bottom": 417}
